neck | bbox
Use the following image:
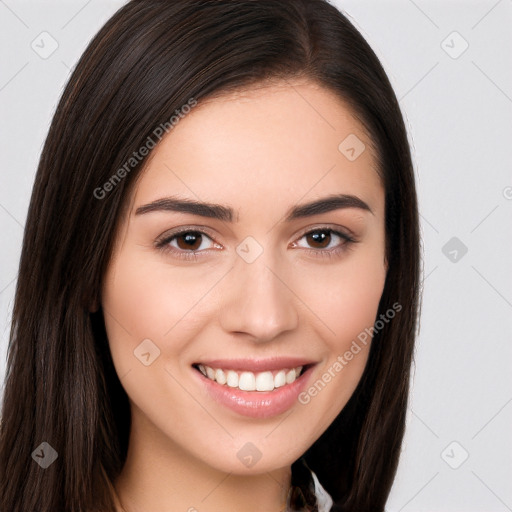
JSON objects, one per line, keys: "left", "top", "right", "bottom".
{"left": 113, "top": 407, "right": 292, "bottom": 512}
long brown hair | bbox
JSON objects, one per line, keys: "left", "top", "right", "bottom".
{"left": 0, "top": 1, "right": 421, "bottom": 511}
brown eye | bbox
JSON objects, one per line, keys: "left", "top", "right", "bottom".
{"left": 155, "top": 228, "right": 219, "bottom": 261}
{"left": 290, "top": 227, "right": 357, "bottom": 260}
{"left": 296, "top": 228, "right": 354, "bottom": 250}
{"left": 174, "top": 232, "right": 204, "bottom": 251}
{"left": 305, "top": 230, "right": 332, "bottom": 249}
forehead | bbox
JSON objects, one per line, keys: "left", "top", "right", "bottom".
{"left": 130, "top": 79, "right": 383, "bottom": 218}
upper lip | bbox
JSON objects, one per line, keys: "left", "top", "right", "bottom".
{"left": 193, "top": 357, "right": 316, "bottom": 372}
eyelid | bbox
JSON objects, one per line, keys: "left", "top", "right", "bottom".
{"left": 154, "top": 225, "right": 220, "bottom": 247}
{"left": 294, "top": 223, "right": 357, "bottom": 241}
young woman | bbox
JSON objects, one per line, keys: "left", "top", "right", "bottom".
{"left": 0, "top": 1, "right": 421, "bottom": 511}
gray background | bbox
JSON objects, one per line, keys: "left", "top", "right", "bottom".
{"left": 1, "top": 1, "right": 511, "bottom": 510}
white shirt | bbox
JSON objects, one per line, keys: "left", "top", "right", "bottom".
{"left": 311, "top": 469, "right": 334, "bottom": 512}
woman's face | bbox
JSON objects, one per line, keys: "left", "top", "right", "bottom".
{"left": 102, "top": 79, "right": 387, "bottom": 475}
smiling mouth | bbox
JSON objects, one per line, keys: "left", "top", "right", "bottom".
{"left": 192, "top": 363, "right": 311, "bottom": 392}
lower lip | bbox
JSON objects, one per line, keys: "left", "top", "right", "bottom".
{"left": 193, "top": 365, "right": 315, "bottom": 419}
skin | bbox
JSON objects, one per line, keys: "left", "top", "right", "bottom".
{"left": 101, "top": 78, "right": 387, "bottom": 512}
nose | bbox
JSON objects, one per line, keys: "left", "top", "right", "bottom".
{"left": 218, "top": 253, "right": 299, "bottom": 343}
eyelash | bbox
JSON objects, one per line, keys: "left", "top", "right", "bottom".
{"left": 154, "top": 226, "right": 357, "bottom": 262}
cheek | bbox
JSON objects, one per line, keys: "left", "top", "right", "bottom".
{"left": 296, "top": 243, "right": 387, "bottom": 346}
{"left": 292, "top": 246, "right": 386, "bottom": 426}
{"left": 100, "top": 254, "right": 181, "bottom": 380}
{"left": 332, "top": 257, "right": 386, "bottom": 336}
{"left": 100, "top": 255, "right": 212, "bottom": 430}
{"left": 102, "top": 251, "right": 211, "bottom": 345}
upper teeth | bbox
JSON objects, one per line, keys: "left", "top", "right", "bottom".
{"left": 197, "top": 364, "right": 303, "bottom": 391}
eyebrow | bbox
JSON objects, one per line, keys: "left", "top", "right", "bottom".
{"left": 134, "top": 193, "right": 374, "bottom": 222}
